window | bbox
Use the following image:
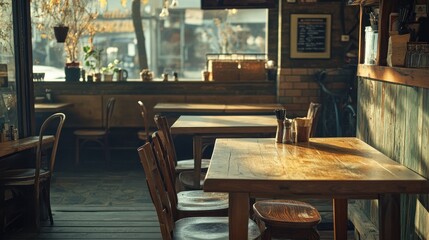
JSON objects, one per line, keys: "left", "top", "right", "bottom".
{"left": 31, "top": 0, "right": 268, "bottom": 81}
{"left": 0, "top": 0, "right": 18, "bottom": 132}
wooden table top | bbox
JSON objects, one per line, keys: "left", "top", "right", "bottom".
{"left": 154, "top": 103, "right": 283, "bottom": 114}
{"left": 170, "top": 115, "right": 278, "bottom": 135}
{"left": 0, "top": 136, "right": 55, "bottom": 158}
{"left": 204, "top": 137, "right": 429, "bottom": 197}
{"left": 35, "top": 103, "right": 73, "bottom": 113}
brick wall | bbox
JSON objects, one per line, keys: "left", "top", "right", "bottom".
{"left": 277, "top": 67, "right": 354, "bottom": 117}
{"left": 274, "top": 2, "right": 360, "bottom": 116}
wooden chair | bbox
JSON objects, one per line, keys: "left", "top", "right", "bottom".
{"left": 137, "top": 142, "right": 261, "bottom": 240}
{"left": 0, "top": 113, "right": 66, "bottom": 231}
{"left": 153, "top": 115, "right": 210, "bottom": 190}
{"left": 307, "top": 102, "right": 322, "bottom": 137}
{"left": 74, "top": 97, "right": 115, "bottom": 166}
{"left": 136, "top": 100, "right": 152, "bottom": 143}
{"left": 151, "top": 132, "right": 228, "bottom": 220}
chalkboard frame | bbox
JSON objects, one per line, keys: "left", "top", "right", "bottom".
{"left": 290, "top": 14, "right": 331, "bottom": 59}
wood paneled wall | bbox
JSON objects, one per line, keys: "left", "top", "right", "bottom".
{"left": 357, "top": 77, "right": 429, "bottom": 240}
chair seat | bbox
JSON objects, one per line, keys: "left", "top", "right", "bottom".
{"left": 174, "top": 217, "right": 261, "bottom": 240}
{"left": 74, "top": 129, "right": 107, "bottom": 137}
{"left": 176, "top": 158, "right": 211, "bottom": 172}
{"left": 179, "top": 171, "right": 206, "bottom": 190}
{"left": 253, "top": 200, "right": 321, "bottom": 229}
{"left": 0, "top": 169, "right": 49, "bottom": 185}
{"left": 177, "top": 190, "right": 228, "bottom": 212}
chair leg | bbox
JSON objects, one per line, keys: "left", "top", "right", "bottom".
{"left": 43, "top": 181, "right": 53, "bottom": 225}
{"left": 104, "top": 136, "right": 110, "bottom": 167}
{"left": 0, "top": 187, "right": 5, "bottom": 234}
{"left": 32, "top": 187, "right": 40, "bottom": 232}
{"left": 75, "top": 137, "right": 80, "bottom": 166}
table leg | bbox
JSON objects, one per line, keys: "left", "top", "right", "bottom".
{"left": 379, "top": 194, "right": 400, "bottom": 240}
{"left": 333, "top": 198, "right": 348, "bottom": 240}
{"left": 229, "top": 192, "right": 250, "bottom": 240}
{"left": 193, "top": 135, "right": 202, "bottom": 188}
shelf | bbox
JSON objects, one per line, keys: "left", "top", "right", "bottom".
{"left": 357, "top": 64, "right": 429, "bottom": 89}
{"left": 348, "top": 0, "right": 379, "bottom": 6}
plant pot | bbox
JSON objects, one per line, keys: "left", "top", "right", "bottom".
{"left": 53, "top": 26, "right": 69, "bottom": 43}
{"left": 64, "top": 67, "right": 80, "bottom": 82}
{"left": 103, "top": 74, "right": 113, "bottom": 82}
{"left": 94, "top": 73, "right": 102, "bottom": 82}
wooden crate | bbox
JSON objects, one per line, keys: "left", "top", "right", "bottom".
{"left": 208, "top": 60, "right": 266, "bottom": 82}
{"left": 208, "top": 60, "right": 240, "bottom": 81}
{"left": 240, "top": 61, "right": 266, "bottom": 81}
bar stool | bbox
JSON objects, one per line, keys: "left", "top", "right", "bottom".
{"left": 253, "top": 199, "right": 321, "bottom": 240}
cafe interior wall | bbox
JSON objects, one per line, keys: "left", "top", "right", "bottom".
{"left": 275, "top": 2, "right": 359, "bottom": 117}
{"left": 357, "top": 67, "right": 429, "bottom": 238}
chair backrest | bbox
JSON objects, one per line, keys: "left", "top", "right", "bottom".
{"left": 306, "top": 102, "right": 321, "bottom": 137}
{"left": 36, "top": 112, "right": 66, "bottom": 181}
{"left": 137, "top": 100, "right": 150, "bottom": 141}
{"left": 153, "top": 115, "right": 178, "bottom": 167}
{"left": 151, "top": 131, "right": 179, "bottom": 218}
{"left": 137, "top": 143, "right": 175, "bottom": 240}
{"left": 104, "top": 97, "right": 116, "bottom": 131}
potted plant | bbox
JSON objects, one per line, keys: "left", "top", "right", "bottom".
{"left": 101, "top": 59, "right": 120, "bottom": 82}
{"left": 83, "top": 45, "right": 103, "bottom": 82}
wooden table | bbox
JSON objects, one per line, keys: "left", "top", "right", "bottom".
{"left": 0, "top": 136, "right": 54, "bottom": 158}
{"left": 204, "top": 137, "right": 429, "bottom": 240}
{"left": 154, "top": 103, "right": 283, "bottom": 115}
{"left": 170, "top": 115, "right": 277, "bottom": 187}
{"left": 35, "top": 103, "right": 73, "bottom": 113}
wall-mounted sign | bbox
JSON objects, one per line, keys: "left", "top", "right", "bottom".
{"left": 0, "top": 64, "right": 8, "bottom": 88}
{"left": 290, "top": 14, "right": 331, "bottom": 59}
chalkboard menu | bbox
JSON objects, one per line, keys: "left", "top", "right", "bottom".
{"left": 290, "top": 14, "right": 331, "bottom": 59}
{"left": 297, "top": 18, "right": 327, "bottom": 52}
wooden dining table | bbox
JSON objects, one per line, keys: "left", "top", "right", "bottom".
{"left": 154, "top": 103, "right": 284, "bottom": 115}
{"left": 170, "top": 115, "right": 277, "bottom": 187}
{"left": 204, "top": 137, "right": 429, "bottom": 240}
{"left": 0, "top": 136, "right": 54, "bottom": 158}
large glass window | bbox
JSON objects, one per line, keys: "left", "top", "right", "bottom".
{"left": 0, "top": 0, "right": 18, "bottom": 133}
{"left": 31, "top": 0, "right": 267, "bottom": 81}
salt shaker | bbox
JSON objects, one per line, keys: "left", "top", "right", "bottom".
{"left": 282, "top": 119, "right": 293, "bottom": 144}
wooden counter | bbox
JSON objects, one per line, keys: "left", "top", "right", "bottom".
{"left": 33, "top": 81, "right": 277, "bottom": 128}
{"left": 35, "top": 103, "right": 73, "bottom": 113}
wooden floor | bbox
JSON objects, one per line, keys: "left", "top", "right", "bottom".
{"left": 4, "top": 203, "right": 355, "bottom": 240}
{"left": 3, "top": 151, "right": 356, "bottom": 239}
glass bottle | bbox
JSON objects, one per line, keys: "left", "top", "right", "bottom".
{"left": 405, "top": 43, "right": 415, "bottom": 68}
{"left": 418, "top": 44, "right": 429, "bottom": 68}
{"left": 410, "top": 44, "right": 421, "bottom": 68}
